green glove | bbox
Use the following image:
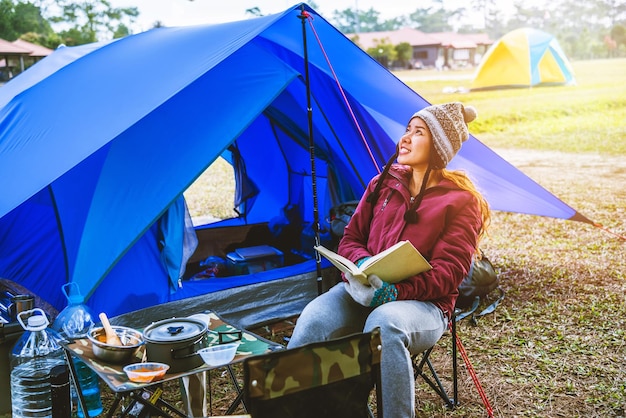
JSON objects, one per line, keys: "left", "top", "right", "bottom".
{"left": 369, "top": 277, "right": 398, "bottom": 307}
{"left": 355, "top": 256, "right": 371, "bottom": 268}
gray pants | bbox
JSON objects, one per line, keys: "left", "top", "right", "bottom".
{"left": 288, "top": 283, "right": 447, "bottom": 418}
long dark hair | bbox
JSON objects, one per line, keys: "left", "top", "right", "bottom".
{"left": 366, "top": 147, "right": 490, "bottom": 243}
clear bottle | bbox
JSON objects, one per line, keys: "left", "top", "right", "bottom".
{"left": 52, "top": 283, "right": 103, "bottom": 417}
{"left": 10, "top": 308, "right": 66, "bottom": 418}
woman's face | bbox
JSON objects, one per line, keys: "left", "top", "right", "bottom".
{"left": 396, "top": 117, "right": 431, "bottom": 167}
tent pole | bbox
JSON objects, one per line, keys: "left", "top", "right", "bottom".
{"left": 299, "top": 6, "right": 323, "bottom": 296}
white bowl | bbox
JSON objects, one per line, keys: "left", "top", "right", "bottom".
{"left": 197, "top": 342, "right": 239, "bottom": 367}
{"left": 123, "top": 362, "right": 170, "bottom": 383}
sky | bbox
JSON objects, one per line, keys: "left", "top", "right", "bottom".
{"left": 107, "top": 0, "right": 480, "bottom": 32}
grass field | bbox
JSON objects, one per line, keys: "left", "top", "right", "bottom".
{"left": 182, "top": 58, "right": 626, "bottom": 417}
{"left": 399, "top": 59, "right": 626, "bottom": 156}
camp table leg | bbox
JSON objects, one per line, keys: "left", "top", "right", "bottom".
{"left": 224, "top": 364, "right": 247, "bottom": 414}
{"left": 63, "top": 347, "right": 91, "bottom": 418}
{"left": 121, "top": 387, "right": 187, "bottom": 418}
{"left": 104, "top": 394, "right": 123, "bottom": 417}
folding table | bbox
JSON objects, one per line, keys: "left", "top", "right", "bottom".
{"left": 62, "top": 311, "right": 283, "bottom": 417}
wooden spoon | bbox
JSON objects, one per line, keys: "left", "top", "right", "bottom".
{"left": 99, "top": 312, "right": 123, "bottom": 346}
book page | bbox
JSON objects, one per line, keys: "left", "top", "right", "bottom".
{"left": 315, "top": 241, "right": 431, "bottom": 285}
{"left": 313, "top": 245, "right": 363, "bottom": 279}
{"left": 359, "top": 240, "right": 408, "bottom": 270}
{"left": 360, "top": 240, "right": 431, "bottom": 284}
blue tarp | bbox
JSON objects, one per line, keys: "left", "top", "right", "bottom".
{"left": 0, "top": 3, "right": 592, "bottom": 318}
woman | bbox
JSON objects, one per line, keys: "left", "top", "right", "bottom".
{"left": 287, "top": 102, "right": 490, "bottom": 417}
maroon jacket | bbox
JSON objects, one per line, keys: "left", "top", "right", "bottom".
{"left": 338, "top": 164, "right": 482, "bottom": 318}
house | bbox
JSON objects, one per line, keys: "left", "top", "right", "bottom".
{"left": 347, "top": 28, "right": 492, "bottom": 69}
{"left": 429, "top": 32, "right": 493, "bottom": 68}
{"left": 0, "top": 38, "right": 53, "bottom": 82}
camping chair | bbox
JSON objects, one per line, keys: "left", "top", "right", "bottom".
{"left": 412, "top": 309, "right": 459, "bottom": 409}
{"left": 413, "top": 253, "right": 501, "bottom": 411}
{"left": 243, "top": 328, "right": 383, "bottom": 418}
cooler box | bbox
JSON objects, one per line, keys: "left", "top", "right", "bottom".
{"left": 226, "top": 245, "right": 284, "bottom": 276}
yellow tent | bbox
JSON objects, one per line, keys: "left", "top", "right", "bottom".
{"left": 471, "top": 28, "right": 575, "bottom": 91}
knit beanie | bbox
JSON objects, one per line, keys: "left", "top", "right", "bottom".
{"left": 367, "top": 102, "right": 477, "bottom": 223}
{"left": 412, "top": 102, "right": 477, "bottom": 169}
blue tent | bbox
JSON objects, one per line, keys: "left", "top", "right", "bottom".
{"left": 0, "top": 4, "right": 592, "bottom": 319}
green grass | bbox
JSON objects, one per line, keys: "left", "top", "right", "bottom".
{"left": 402, "top": 58, "right": 626, "bottom": 155}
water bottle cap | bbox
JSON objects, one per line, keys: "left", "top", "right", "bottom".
{"left": 17, "top": 308, "right": 49, "bottom": 331}
{"left": 28, "top": 315, "right": 46, "bottom": 327}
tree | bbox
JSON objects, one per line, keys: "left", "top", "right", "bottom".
{"left": 112, "top": 22, "right": 130, "bottom": 39}
{"left": 19, "top": 30, "right": 62, "bottom": 49}
{"left": 598, "top": 0, "right": 626, "bottom": 26}
{"left": 0, "top": 0, "right": 54, "bottom": 42}
{"left": 465, "top": 0, "right": 508, "bottom": 39}
{"left": 407, "top": 0, "right": 461, "bottom": 32}
{"left": 0, "top": 0, "right": 19, "bottom": 40}
{"left": 245, "top": 7, "right": 263, "bottom": 17}
{"left": 332, "top": 8, "right": 371, "bottom": 33}
{"left": 610, "top": 24, "right": 626, "bottom": 56}
{"left": 48, "top": 0, "right": 139, "bottom": 44}
{"left": 395, "top": 42, "right": 413, "bottom": 69}
{"left": 331, "top": 7, "right": 405, "bottom": 33}
{"left": 612, "top": 24, "right": 626, "bottom": 45}
{"left": 366, "top": 39, "right": 397, "bottom": 68}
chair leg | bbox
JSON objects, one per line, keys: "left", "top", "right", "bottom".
{"left": 413, "top": 345, "right": 457, "bottom": 409}
{"left": 367, "top": 384, "right": 382, "bottom": 418}
{"left": 451, "top": 316, "right": 459, "bottom": 406}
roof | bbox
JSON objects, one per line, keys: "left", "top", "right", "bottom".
{"left": 348, "top": 28, "right": 441, "bottom": 49}
{"left": 462, "top": 33, "right": 493, "bottom": 45}
{"left": 428, "top": 32, "right": 493, "bottom": 49}
{"left": 0, "top": 38, "right": 31, "bottom": 55}
{"left": 347, "top": 28, "right": 492, "bottom": 50}
{"left": 13, "top": 39, "right": 54, "bottom": 57}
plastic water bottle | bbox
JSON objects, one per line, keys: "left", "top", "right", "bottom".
{"left": 10, "top": 308, "right": 66, "bottom": 418}
{"left": 52, "top": 283, "right": 103, "bottom": 417}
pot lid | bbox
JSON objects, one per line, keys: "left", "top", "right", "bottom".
{"left": 143, "top": 317, "right": 207, "bottom": 342}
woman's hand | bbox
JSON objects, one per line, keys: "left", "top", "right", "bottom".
{"left": 344, "top": 272, "right": 378, "bottom": 306}
{"left": 344, "top": 273, "right": 397, "bottom": 307}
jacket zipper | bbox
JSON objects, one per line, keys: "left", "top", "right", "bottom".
{"left": 381, "top": 197, "right": 389, "bottom": 211}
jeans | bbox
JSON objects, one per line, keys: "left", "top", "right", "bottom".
{"left": 288, "top": 283, "right": 447, "bottom": 418}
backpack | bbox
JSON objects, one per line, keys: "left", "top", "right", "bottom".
{"left": 455, "top": 253, "right": 505, "bottom": 323}
{"left": 329, "top": 200, "right": 359, "bottom": 240}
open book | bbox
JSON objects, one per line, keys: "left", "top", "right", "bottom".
{"left": 314, "top": 240, "right": 432, "bottom": 285}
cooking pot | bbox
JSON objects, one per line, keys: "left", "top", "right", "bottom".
{"left": 142, "top": 317, "right": 208, "bottom": 373}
